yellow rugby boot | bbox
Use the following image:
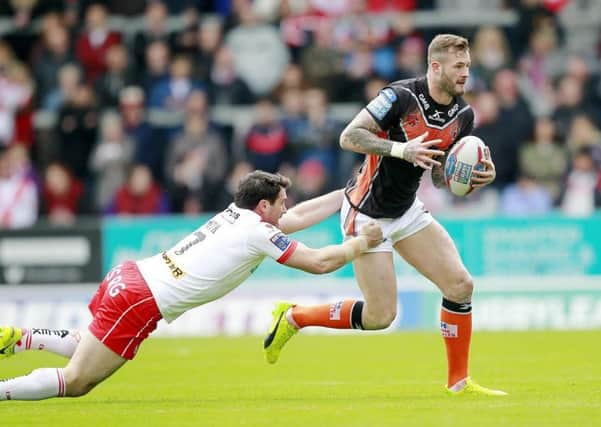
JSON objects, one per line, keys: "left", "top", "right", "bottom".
{"left": 0, "top": 326, "right": 22, "bottom": 359}
{"left": 263, "top": 302, "right": 298, "bottom": 364}
{"left": 447, "top": 377, "right": 507, "bottom": 396}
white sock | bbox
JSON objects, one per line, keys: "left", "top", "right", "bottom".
{"left": 0, "top": 368, "right": 66, "bottom": 401}
{"left": 15, "top": 328, "right": 81, "bottom": 358}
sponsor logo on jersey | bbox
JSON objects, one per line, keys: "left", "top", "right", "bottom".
{"left": 440, "top": 321, "right": 458, "bottom": 338}
{"left": 382, "top": 88, "right": 397, "bottom": 102}
{"left": 270, "top": 233, "right": 291, "bottom": 251}
{"left": 174, "top": 231, "right": 206, "bottom": 255}
{"left": 428, "top": 109, "right": 445, "bottom": 123}
{"left": 418, "top": 93, "right": 430, "bottom": 110}
{"left": 221, "top": 207, "right": 240, "bottom": 224}
{"left": 367, "top": 93, "right": 393, "bottom": 121}
{"left": 448, "top": 103, "right": 460, "bottom": 117}
{"left": 162, "top": 252, "right": 185, "bottom": 279}
{"left": 205, "top": 220, "right": 221, "bottom": 234}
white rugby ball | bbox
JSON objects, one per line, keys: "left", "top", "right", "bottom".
{"left": 444, "top": 135, "right": 487, "bottom": 196}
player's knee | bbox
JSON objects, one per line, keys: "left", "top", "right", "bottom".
{"left": 363, "top": 306, "right": 396, "bottom": 330}
{"left": 63, "top": 369, "right": 98, "bottom": 397}
{"left": 446, "top": 273, "right": 474, "bottom": 303}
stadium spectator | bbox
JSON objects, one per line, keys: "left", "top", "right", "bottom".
{"left": 41, "top": 63, "right": 81, "bottom": 112}
{"left": 263, "top": 34, "right": 506, "bottom": 397}
{"left": 0, "top": 170, "right": 382, "bottom": 401}
{"left": 225, "top": 3, "right": 291, "bottom": 96}
{"left": 492, "top": 68, "right": 533, "bottom": 149}
{"left": 108, "top": 164, "right": 169, "bottom": 215}
{"left": 552, "top": 75, "right": 590, "bottom": 141}
{"left": 499, "top": 174, "right": 553, "bottom": 216}
{"left": 518, "top": 26, "right": 565, "bottom": 116}
{"left": 290, "top": 88, "right": 343, "bottom": 176}
{"left": 94, "top": 44, "right": 136, "bottom": 108}
{"left": 41, "top": 162, "right": 85, "bottom": 225}
{"left": 140, "top": 40, "right": 171, "bottom": 94}
{"left": 89, "top": 112, "right": 135, "bottom": 211}
{"left": 194, "top": 17, "right": 224, "bottom": 83}
{"left": 560, "top": 147, "right": 601, "bottom": 216}
{"left": 469, "top": 27, "right": 512, "bottom": 90}
{"left": 75, "top": 3, "right": 122, "bottom": 82}
{"left": 288, "top": 158, "right": 329, "bottom": 204}
{"left": 55, "top": 83, "right": 99, "bottom": 182}
{"left": 391, "top": 36, "right": 426, "bottom": 81}
{"left": 279, "top": 88, "right": 307, "bottom": 148}
{"left": 32, "top": 24, "right": 73, "bottom": 109}
{"left": 212, "top": 160, "right": 253, "bottom": 211}
{"left": 207, "top": 46, "right": 255, "bottom": 106}
{"left": 119, "top": 86, "right": 166, "bottom": 183}
{"left": 0, "top": 144, "right": 38, "bottom": 229}
{"left": 132, "top": 1, "right": 172, "bottom": 70}
{"left": 148, "top": 55, "right": 204, "bottom": 111}
{"left": 0, "top": 61, "right": 33, "bottom": 148}
{"left": 299, "top": 22, "right": 346, "bottom": 99}
{"left": 244, "top": 98, "right": 289, "bottom": 173}
{"left": 519, "top": 117, "right": 568, "bottom": 204}
{"left": 472, "top": 90, "right": 516, "bottom": 190}
{"left": 164, "top": 103, "right": 228, "bottom": 213}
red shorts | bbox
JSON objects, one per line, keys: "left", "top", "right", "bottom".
{"left": 88, "top": 261, "right": 162, "bottom": 360}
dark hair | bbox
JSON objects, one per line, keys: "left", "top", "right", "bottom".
{"left": 234, "top": 170, "right": 291, "bottom": 209}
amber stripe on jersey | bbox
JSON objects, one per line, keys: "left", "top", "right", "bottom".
{"left": 344, "top": 154, "right": 380, "bottom": 236}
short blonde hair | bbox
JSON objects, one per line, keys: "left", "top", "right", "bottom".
{"left": 427, "top": 34, "right": 469, "bottom": 65}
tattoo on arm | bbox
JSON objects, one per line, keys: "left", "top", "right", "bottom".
{"left": 431, "top": 153, "right": 448, "bottom": 188}
{"left": 341, "top": 110, "right": 392, "bottom": 156}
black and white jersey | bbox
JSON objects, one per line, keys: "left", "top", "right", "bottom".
{"left": 343, "top": 77, "right": 474, "bottom": 231}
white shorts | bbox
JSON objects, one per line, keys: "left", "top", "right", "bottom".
{"left": 340, "top": 197, "right": 433, "bottom": 253}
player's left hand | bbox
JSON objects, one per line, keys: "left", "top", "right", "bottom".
{"left": 471, "top": 146, "right": 496, "bottom": 188}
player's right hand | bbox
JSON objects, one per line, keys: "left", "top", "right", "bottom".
{"left": 359, "top": 221, "right": 384, "bottom": 248}
{"left": 404, "top": 132, "right": 445, "bottom": 170}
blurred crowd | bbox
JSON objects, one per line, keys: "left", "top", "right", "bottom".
{"left": 0, "top": 0, "right": 600, "bottom": 228}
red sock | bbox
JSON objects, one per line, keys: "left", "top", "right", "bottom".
{"left": 291, "top": 300, "right": 364, "bottom": 329}
{"left": 440, "top": 298, "right": 472, "bottom": 388}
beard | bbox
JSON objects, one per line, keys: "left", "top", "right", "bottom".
{"left": 439, "top": 70, "right": 463, "bottom": 97}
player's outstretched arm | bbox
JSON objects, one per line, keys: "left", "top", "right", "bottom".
{"left": 278, "top": 189, "right": 345, "bottom": 234}
{"left": 340, "top": 109, "right": 444, "bottom": 169}
{"left": 282, "top": 221, "right": 383, "bottom": 274}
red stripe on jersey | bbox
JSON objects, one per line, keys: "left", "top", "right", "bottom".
{"left": 277, "top": 241, "right": 298, "bottom": 264}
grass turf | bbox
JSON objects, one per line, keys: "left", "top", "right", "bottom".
{"left": 1, "top": 331, "right": 600, "bottom": 426}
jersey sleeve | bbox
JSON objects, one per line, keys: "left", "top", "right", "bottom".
{"left": 365, "top": 86, "right": 410, "bottom": 131}
{"left": 248, "top": 223, "right": 298, "bottom": 264}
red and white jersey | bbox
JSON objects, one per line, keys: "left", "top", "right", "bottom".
{"left": 136, "top": 204, "right": 297, "bottom": 322}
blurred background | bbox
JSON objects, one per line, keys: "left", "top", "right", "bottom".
{"left": 0, "top": 0, "right": 599, "bottom": 336}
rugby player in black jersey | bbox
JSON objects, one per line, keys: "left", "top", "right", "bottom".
{"left": 264, "top": 34, "right": 507, "bottom": 396}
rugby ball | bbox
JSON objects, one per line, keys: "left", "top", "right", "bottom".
{"left": 444, "top": 135, "right": 487, "bottom": 196}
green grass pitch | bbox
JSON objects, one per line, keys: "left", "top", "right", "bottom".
{"left": 2, "top": 331, "right": 600, "bottom": 426}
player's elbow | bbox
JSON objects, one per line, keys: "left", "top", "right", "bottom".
{"left": 339, "top": 127, "right": 352, "bottom": 150}
{"left": 308, "top": 259, "right": 336, "bottom": 275}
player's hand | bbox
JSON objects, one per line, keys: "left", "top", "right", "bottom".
{"left": 359, "top": 220, "right": 384, "bottom": 248}
{"left": 404, "top": 132, "right": 445, "bottom": 170}
{"left": 471, "top": 146, "right": 496, "bottom": 188}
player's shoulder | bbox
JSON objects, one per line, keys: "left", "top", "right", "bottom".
{"left": 454, "top": 96, "right": 474, "bottom": 119}
{"left": 252, "top": 221, "right": 285, "bottom": 239}
{"left": 387, "top": 77, "right": 425, "bottom": 96}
